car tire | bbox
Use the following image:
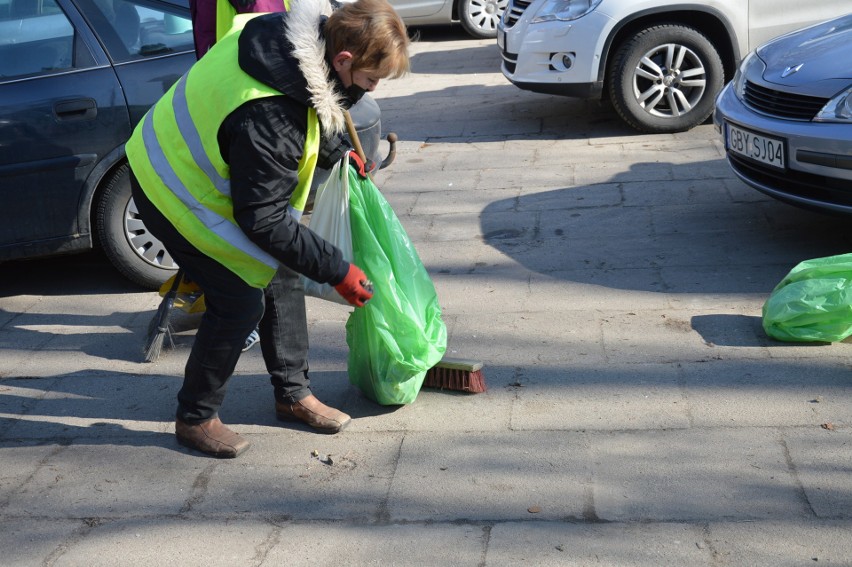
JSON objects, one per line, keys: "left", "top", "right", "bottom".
{"left": 95, "top": 164, "right": 178, "bottom": 289}
{"left": 458, "top": 0, "right": 506, "bottom": 39}
{"left": 608, "top": 24, "right": 724, "bottom": 133}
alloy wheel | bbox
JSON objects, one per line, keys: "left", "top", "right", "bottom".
{"left": 632, "top": 42, "right": 707, "bottom": 119}
{"left": 125, "top": 197, "right": 176, "bottom": 271}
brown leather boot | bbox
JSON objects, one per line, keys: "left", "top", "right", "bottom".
{"left": 175, "top": 416, "right": 250, "bottom": 458}
{"left": 275, "top": 394, "right": 351, "bottom": 434}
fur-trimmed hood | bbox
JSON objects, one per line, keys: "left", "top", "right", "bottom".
{"left": 237, "top": 0, "right": 347, "bottom": 135}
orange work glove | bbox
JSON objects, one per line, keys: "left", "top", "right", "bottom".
{"left": 333, "top": 264, "right": 373, "bottom": 307}
{"left": 348, "top": 151, "right": 376, "bottom": 178}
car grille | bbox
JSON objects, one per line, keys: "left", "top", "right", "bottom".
{"left": 504, "top": 0, "right": 532, "bottom": 27}
{"left": 743, "top": 81, "right": 830, "bottom": 120}
{"left": 729, "top": 153, "right": 852, "bottom": 207}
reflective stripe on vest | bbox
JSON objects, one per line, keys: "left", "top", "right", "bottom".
{"left": 126, "top": 21, "right": 320, "bottom": 288}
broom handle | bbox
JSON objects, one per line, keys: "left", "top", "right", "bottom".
{"left": 165, "top": 268, "right": 184, "bottom": 298}
{"left": 344, "top": 110, "right": 371, "bottom": 179}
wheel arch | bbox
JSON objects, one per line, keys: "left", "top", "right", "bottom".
{"left": 79, "top": 145, "right": 128, "bottom": 249}
{"left": 599, "top": 6, "right": 741, "bottom": 97}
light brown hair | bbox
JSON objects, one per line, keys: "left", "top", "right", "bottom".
{"left": 325, "top": 0, "right": 410, "bottom": 79}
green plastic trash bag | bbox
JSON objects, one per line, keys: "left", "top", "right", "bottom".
{"left": 344, "top": 165, "right": 447, "bottom": 405}
{"left": 763, "top": 253, "right": 852, "bottom": 342}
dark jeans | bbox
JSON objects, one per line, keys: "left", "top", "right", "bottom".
{"left": 131, "top": 174, "right": 312, "bottom": 424}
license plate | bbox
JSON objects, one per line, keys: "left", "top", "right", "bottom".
{"left": 726, "top": 122, "right": 786, "bottom": 170}
{"left": 497, "top": 28, "right": 504, "bottom": 50}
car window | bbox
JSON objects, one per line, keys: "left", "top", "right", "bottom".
{"left": 84, "top": 0, "right": 194, "bottom": 63}
{"left": 0, "top": 0, "right": 84, "bottom": 80}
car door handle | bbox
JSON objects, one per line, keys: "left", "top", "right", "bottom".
{"left": 54, "top": 98, "right": 97, "bottom": 121}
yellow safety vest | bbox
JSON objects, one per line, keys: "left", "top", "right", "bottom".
{"left": 126, "top": 17, "right": 320, "bottom": 288}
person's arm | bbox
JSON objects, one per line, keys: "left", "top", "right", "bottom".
{"left": 220, "top": 98, "right": 349, "bottom": 285}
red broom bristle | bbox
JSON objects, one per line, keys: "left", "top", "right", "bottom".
{"left": 423, "top": 365, "right": 486, "bottom": 393}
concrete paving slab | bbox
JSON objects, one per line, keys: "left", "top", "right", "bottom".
{"left": 3, "top": 442, "right": 206, "bottom": 518}
{"left": 414, "top": 239, "right": 500, "bottom": 275}
{"left": 487, "top": 521, "right": 712, "bottom": 566}
{"left": 432, "top": 271, "right": 531, "bottom": 315}
{"left": 0, "top": 517, "right": 82, "bottom": 567}
{"left": 410, "top": 187, "right": 520, "bottom": 216}
{"left": 600, "top": 308, "right": 772, "bottom": 364}
{"left": 590, "top": 428, "right": 810, "bottom": 522}
{"left": 618, "top": 177, "right": 743, "bottom": 208}
{"left": 478, "top": 161, "right": 574, "bottom": 190}
{"left": 0, "top": 441, "right": 63, "bottom": 505}
{"left": 539, "top": 205, "right": 654, "bottom": 242}
{"left": 651, "top": 203, "right": 772, "bottom": 236}
{"left": 662, "top": 264, "right": 781, "bottom": 297}
{"left": 672, "top": 159, "right": 733, "bottom": 180}
{"left": 2, "top": 372, "right": 177, "bottom": 438}
{"left": 52, "top": 517, "right": 276, "bottom": 567}
{"left": 191, "top": 432, "right": 403, "bottom": 521}
{"left": 346, "top": 386, "right": 512, "bottom": 432}
{"left": 444, "top": 145, "right": 536, "bottom": 171}
{"left": 573, "top": 162, "right": 674, "bottom": 186}
{"left": 387, "top": 431, "right": 593, "bottom": 522}
{"left": 441, "top": 310, "right": 607, "bottom": 368}
{"left": 429, "top": 210, "right": 538, "bottom": 243}
{"left": 707, "top": 520, "right": 852, "bottom": 566}
{"left": 0, "top": 376, "right": 62, "bottom": 434}
{"left": 510, "top": 363, "right": 690, "bottom": 431}
{"left": 380, "top": 168, "right": 471, "bottom": 194}
{"left": 784, "top": 428, "right": 852, "bottom": 519}
{"left": 765, "top": 339, "right": 852, "bottom": 361}
{"left": 681, "top": 359, "right": 852, "bottom": 428}
{"left": 263, "top": 522, "right": 486, "bottom": 567}
{"left": 517, "top": 182, "right": 623, "bottom": 210}
{"left": 536, "top": 142, "right": 629, "bottom": 166}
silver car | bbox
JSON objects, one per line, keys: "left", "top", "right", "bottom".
{"left": 714, "top": 13, "right": 852, "bottom": 215}
{"left": 375, "top": 0, "right": 507, "bottom": 38}
{"left": 498, "top": 0, "right": 850, "bottom": 133}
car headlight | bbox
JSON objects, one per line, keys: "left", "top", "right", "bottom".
{"left": 814, "top": 86, "right": 852, "bottom": 123}
{"left": 532, "top": 0, "right": 603, "bottom": 23}
{"left": 732, "top": 51, "right": 765, "bottom": 100}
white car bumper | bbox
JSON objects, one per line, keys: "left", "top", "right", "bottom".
{"left": 498, "top": 9, "right": 614, "bottom": 98}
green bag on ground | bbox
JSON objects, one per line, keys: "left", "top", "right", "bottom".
{"left": 345, "top": 165, "right": 447, "bottom": 405}
{"left": 763, "top": 253, "right": 852, "bottom": 342}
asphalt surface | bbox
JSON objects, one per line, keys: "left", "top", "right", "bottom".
{"left": 2, "top": 26, "right": 851, "bottom": 567}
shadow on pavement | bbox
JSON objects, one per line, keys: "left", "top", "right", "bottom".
{"left": 409, "top": 42, "right": 501, "bottom": 75}
{"left": 0, "top": 250, "right": 143, "bottom": 297}
{"left": 480, "top": 159, "right": 852, "bottom": 296}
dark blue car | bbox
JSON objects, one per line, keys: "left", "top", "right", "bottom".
{"left": 0, "top": 0, "right": 387, "bottom": 288}
{"left": 0, "top": 0, "right": 196, "bottom": 288}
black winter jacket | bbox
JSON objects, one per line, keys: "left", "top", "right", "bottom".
{"left": 217, "top": 7, "right": 352, "bottom": 286}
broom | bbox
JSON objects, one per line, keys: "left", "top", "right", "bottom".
{"left": 345, "top": 112, "right": 487, "bottom": 394}
{"left": 423, "top": 358, "right": 487, "bottom": 393}
{"left": 143, "top": 268, "right": 183, "bottom": 363}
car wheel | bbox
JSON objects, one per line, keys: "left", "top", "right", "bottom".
{"left": 458, "top": 0, "right": 507, "bottom": 39}
{"left": 95, "top": 164, "right": 177, "bottom": 289}
{"left": 608, "top": 24, "right": 724, "bottom": 133}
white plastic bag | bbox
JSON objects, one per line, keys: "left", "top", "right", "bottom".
{"left": 301, "top": 155, "right": 353, "bottom": 305}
